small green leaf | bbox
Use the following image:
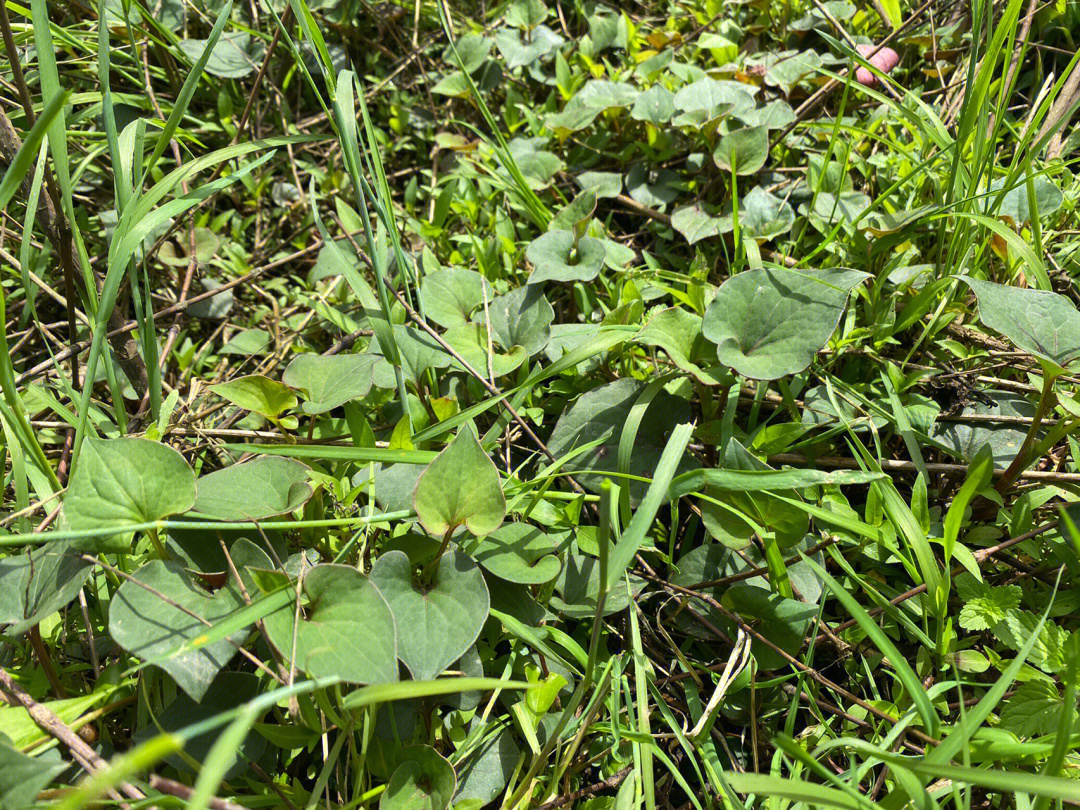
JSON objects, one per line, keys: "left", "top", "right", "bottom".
{"left": 211, "top": 375, "right": 298, "bottom": 420}
{"left": 485, "top": 285, "right": 554, "bottom": 357}
{"left": 671, "top": 205, "right": 723, "bottom": 244}
{"left": 62, "top": 438, "right": 197, "bottom": 552}
{"left": 702, "top": 267, "right": 870, "bottom": 379}
{"left": 419, "top": 268, "right": 495, "bottom": 329}
{"left": 370, "top": 550, "right": 490, "bottom": 681}
{"left": 635, "top": 307, "right": 725, "bottom": 385}
{"left": 282, "top": 353, "right": 379, "bottom": 414}
{"left": 178, "top": 32, "right": 265, "bottom": 78}
{"left": 192, "top": 456, "right": 313, "bottom": 520}
{"left": 526, "top": 231, "right": 606, "bottom": 284}
{"left": 473, "top": 523, "right": 561, "bottom": 584}
{"left": 713, "top": 126, "right": 769, "bottom": 175}
{"left": 414, "top": 428, "right": 506, "bottom": 537}
{"left": 263, "top": 564, "right": 399, "bottom": 684}
{"left": 0, "top": 547, "right": 92, "bottom": 637}
{"left": 381, "top": 746, "right": 457, "bottom": 810}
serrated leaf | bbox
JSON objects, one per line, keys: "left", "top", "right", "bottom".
{"left": 999, "top": 680, "right": 1073, "bottom": 738}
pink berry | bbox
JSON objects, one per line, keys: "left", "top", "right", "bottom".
{"left": 854, "top": 44, "right": 899, "bottom": 87}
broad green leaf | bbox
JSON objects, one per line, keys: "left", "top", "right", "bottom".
{"left": 210, "top": 375, "right": 298, "bottom": 420}
{"left": 626, "top": 165, "right": 680, "bottom": 207}
{"left": 713, "top": 126, "right": 769, "bottom": 175}
{"left": 413, "top": 428, "right": 506, "bottom": 537}
{"left": 282, "top": 353, "right": 379, "bottom": 414}
{"left": 473, "top": 523, "right": 561, "bottom": 584}
{"left": 494, "top": 25, "right": 563, "bottom": 69}
{"left": 62, "top": 438, "right": 197, "bottom": 553}
{"left": 671, "top": 205, "right": 723, "bottom": 244}
{"left": 0, "top": 546, "right": 92, "bottom": 637}
{"left": 263, "top": 564, "right": 398, "bottom": 684}
{"left": 381, "top": 746, "right": 456, "bottom": 810}
{"left": 455, "top": 727, "right": 520, "bottom": 804}
{"left": 702, "top": 267, "right": 870, "bottom": 379}
{"left": 419, "top": 268, "right": 495, "bottom": 329}
{"left": 576, "top": 171, "right": 623, "bottom": 199}
{"left": 993, "top": 608, "right": 1068, "bottom": 673}
{"left": 999, "top": 680, "right": 1073, "bottom": 738}
{"left": 990, "top": 176, "right": 1064, "bottom": 223}
{"left": 0, "top": 738, "right": 67, "bottom": 809}
{"left": 723, "top": 585, "right": 818, "bottom": 670}
{"left": 444, "top": 324, "right": 527, "bottom": 377}
{"left": 220, "top": 328, "right": 272, "bottom": 355}
{"left": 526, "top": 231, "right": 606, "bottom": 284}
{"left": 485, "top": 285, "right": 554, "bottom": 357}
{"left": 546, "top": 378, "right": 696, "bottom": 502}
{"left": 699, "top": 440, "right": 808, "bottom": 550}
{"left": 370, "top": 550, "right": 490, "bottom": 681}
{"left": 371, "top": 324, "right": 453, "bottom": 389}
{"left": 735, "top": 99, "right": 796, "bottom": 129}
{"left": 931, "top": 390, "right": 1036, "bottom": 465}
{"left": 571, "top": 79, "right": 638, "bottom": 110}
{"left": 551, "top": 553, "right": 642, "bottom": 619}
{"left": 672, "top": 78, "right": 754, "bottom": 122}
{"left": 192, "top": 456, "right": 313, "bottom": 520}
{"left": 109, "top": 560, "right": 249, "bottom": 700}
{"left": 631, "top": 85, "right": 675, "bottom": 124}
{"left": 960, "top": 278, "right": 1080, "bottom": 373}
{"left": 635, "top": 307, "right": 725, "bottom": 385}
{"left": 549, "top": 189, "right": 598, "bottom": 234}
{"left": 178, "top": 32, "right": 265, "bottom": 79}
{"left": 738, "top": 186, "right": 795, "bottom": 239}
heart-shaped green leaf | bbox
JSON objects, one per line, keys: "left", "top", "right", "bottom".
{"left": 990, "top": 176, "right": 1064, "bottom": 223}
{"left": 263, "top": 564, "right": 398, "bottom": 684}
{"left": 455, "top": 728, "right": 521, "bottom": 804}
{"left": 549, "top": 189, "right": 598, "bottom": 235}
{"left": 0, "top": 547, "right": 92, "bottom": 637}
{"left": 635, "top": 307, "right": 727, "bottom": 385}
{"left": 369, "top": 550, "right": 489, "bottom": 681}
{"left": 472, "top": 524, "right": 561, "bottom": 584}
{"left": 178, "top": 31, "right": 264, "bottom": 78}
{"left": 485, "top": 285, "right": 554, "bottom": 357}
{"left": 282, "top": 353, "right": 379, "bottom": 414}
{"left": 526, "top": 231, "right": 606, "bottom": 284}
{"left": 713, "top": 126, "right": 769, "bottom": 175}
{"left": 671, "top": 205, "right": 723, "bottom": 244}
{"left": 673, "top": 78, "right": 754, "bottom": 122}
{"left": 551, "top": 552, "right": 642, "bottom": 619}
{"left": 960, "top": 278, "right": 1080, "bottom": 373}
{"left": 738, "top": 185, "right": 795, "bottom": 239}
{"left": 702, "top": 267, "right": 870, "bottom": 379}
{"left": 413, "top": 428, "right": 506, "bottom": 537}
{"left": 62, "top": 438, "right": 196, "bottom": 553}
{"left": 631, "top": 85, "right": 675, "bottom": 124}
{"left": 210, "top": 375, "right": 297, "bottom": 421}
{"left": 371, "top": 325, "right": 453, "bottom": 389}
{"left": 698, "top": 441, "right": 807, "bottom": 550}
{"left": 443, "top": 324, "right": 527, "bottom": 378}
{"left": 192, "top": 456, "right": 313, "bottom": 520}
{"left": 931, "top": 390, "right": 1037, "bottom": 466}
{"left": 108, "top": 559, "right": 250, "bottom": 700}
{"left": 419, "top": 268, "right": 495, "bottom": 329}
{"left": 546, "top": 378, "right": 695, "bottom": 502}
{"left": 381, "top": 746, "right": 457, "bottom": 810}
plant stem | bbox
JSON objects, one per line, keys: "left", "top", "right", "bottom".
{"left": 421, "top": 526, "right": 455, "bottom": 583}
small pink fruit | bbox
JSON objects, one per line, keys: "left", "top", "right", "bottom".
{"left": 854, "top": 44, "right": 899, "bottom": 87}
